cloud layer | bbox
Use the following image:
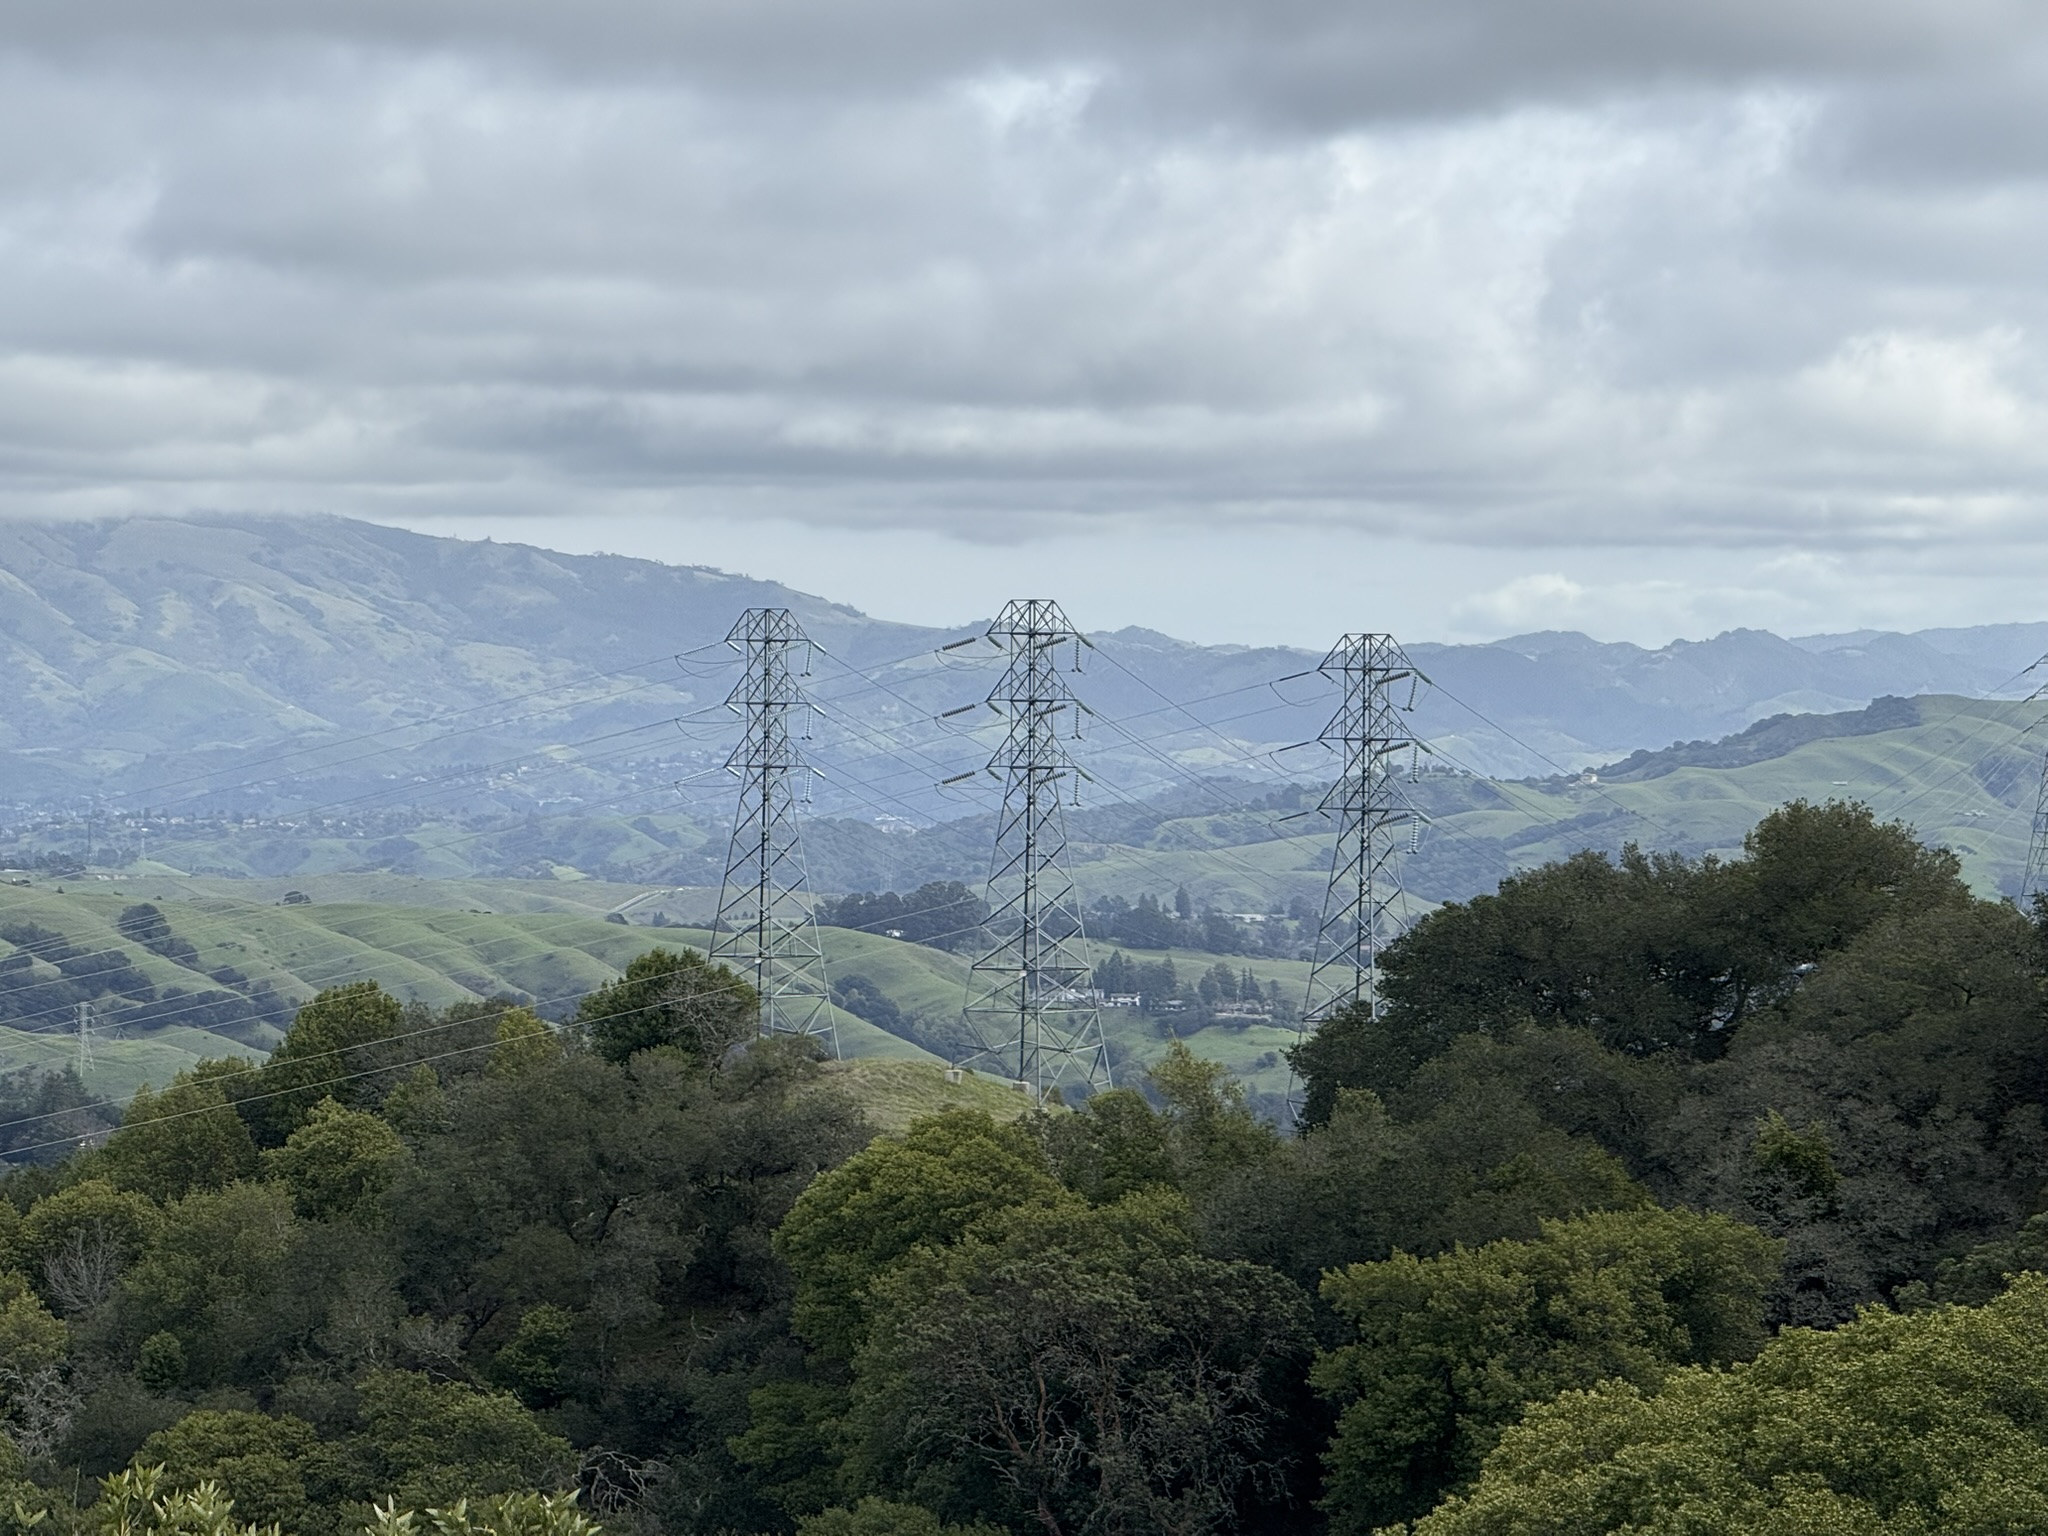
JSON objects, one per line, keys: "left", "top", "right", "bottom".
{"left": 3, "top": 0, "right": 2048, "bottom": 639}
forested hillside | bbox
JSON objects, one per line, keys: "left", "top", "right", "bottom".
{"left": 0, "top": 800, "right": 2045, "bottom": 1535}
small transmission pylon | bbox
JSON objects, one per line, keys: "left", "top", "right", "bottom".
{"left": 960, "top": 599, "right": 1112, "bottom": 1100}
{"left": 712, "top": 608, "right": 836, "bottom": 1054}
{"left": 1302, "top": 633, "right": 1427, "bottom": 1026}
{"left": 75, "top": 999, "right": 96, "bottom": 1078}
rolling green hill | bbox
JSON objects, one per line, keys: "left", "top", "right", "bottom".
{"left": 1036, "top": 694, "right": 2045, "bottom": 911}
{"left": 5, "top": 691, "right": 2041, "bottom": 1116}
{"left": 42, "top": 694, "right": 2037, "bottom": 919}
{"left": 0, "top": 872, "right": 1316, "bottom": 1112}
{"left": 0, "top": 885, "right": 932, "bottom": 1100}
{"left": 812, "top": 1059, "right": 1041, "bottom": 1134}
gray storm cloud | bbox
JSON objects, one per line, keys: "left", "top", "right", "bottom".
{"left": 1, "top": 0, "right": 2046, "bottom": 560}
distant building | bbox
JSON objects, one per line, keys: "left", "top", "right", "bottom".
{"left": 1214, "top": 1001, "right": 1273, "bottom": 1022}
{"left": 1044, "top": 986, "right": 1106, "bottom": 1005}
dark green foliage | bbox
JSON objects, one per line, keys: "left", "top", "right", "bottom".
{"left": 1410, "top": 1273, "right": 2048, "bottom": 1535}
{"left": 777, "top": 1111, "right": 1065, "bottom": 1362}
{"left": 117, "top": 905, "right": 201, "bottom": 969}
{"left": 1299, "top": 801, "right": 1968, "bottom": 1110}
{"left": 729, "top": 1379, "right": 849, "bottom": 1519}
{"left": 1746, "top": 1110, "right": 1840, "bottom": 1207}
{"left": 53, "top": 947, "right": 151, "bottom": 999}
{"left": 0, "top": 840, "right": 2041, "bottom": 1536}
{"left": 238, "top": 982, "right": 409, "bottom": 1144}
{"left": 489, "top": 1305, "right": 575, "bottom": 1409}
{"left": 1036, "top": 1086, "right": 1177, "bottom": 1203}
{"left": 796, "top": 1498, "right": 1006, "bottom": 1536}
{"left": 1644, "top": 894, "right": 2048, "bottom": 1323}
{"left": 114, "top": 1181, "right": 316, "bottom": 1390}
{"left": 350, "top": 1369, "right": 575, "bottom": 1511}
{"left": 815, "top": 884, "right": 989, "bottom": 951}
{"left": 263, "top": 1098, "right": 406, "bottom": 1225}
{"left": 1090, "top": 893, "right": 1180, "bottom": 951}
{"left": 59, "top": 1374, "right": 184, "bottom": 1476}
{"left": 847, "top": 1191, "right": 1312, "bottom": 1536}
{"left": 234, "top": 987, "right": 536, "bottom": 1149}
{"left": 572, "top": 947, "right": 758, "bottom": 1065}
{"left": 17, "top": 1177, "right": 162, "bottom": 1313}
{"left": 98, "top": 1062, "right": 262, "bottom": 1204}
{"left": 138, "top": 1409, "right": 324, "bottom": 1529}
{"left": 0, "top": 1066, "right": 116, "bottom": 1165}
{"left": 136, "top": 1330, "right": 185, "bottom": 1392}
{"left": 1287, "top": 799, "right": 2048, "bottom": 1325}
{"left": 1313, "top": 1207, "right": 1781, "bottom": 1533}
{"left": 1917, "top": 1211, "right": 2048, "bottom": 1306}
{"left": 1194, "top": 1076, "right": 1653, "bottom": 1306}
{"left": 386, "top": 1026, "right": 865, "bottom": 1526}
{"left": 827, "top": 975, "right": 902, "bottom": 1032}
{"left": 1039, "top": 1042, "right": 1281, "bottom": 1211}
{"left": 123, "top": 1376, "right": 574, "bottom": 1535}
{"left": 1286, "top": 1002, "right": 1432, "bottom": 1130}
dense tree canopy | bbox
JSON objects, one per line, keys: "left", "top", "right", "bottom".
{"left": 573, "top": 948, "right": 759, "bottom": 1066}
{"left": 0, "top": 799, "right": 2043, "bottom": 1536}
{"left": 1314, "top": 1207, "right": 1781, "bottom": 1533}
{"left": 849, "top": 1190, "right": 1310, "bottom": 1536}
{"left": 1293, "top": 800, "right": 1972, "bottom": 1121}
{"left": 1411, "top": 1273, "right": 2048, "bottom": 1535}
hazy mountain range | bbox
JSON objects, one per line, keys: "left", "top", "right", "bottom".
{"left": 0, "top": 514, "right": 2041, "bottom": 822}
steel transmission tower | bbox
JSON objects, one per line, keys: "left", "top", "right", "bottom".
{"left": 959, "top": 599, "right": 1112, "bottom": 1099}
{"left": 2016, "top": 655, "right": 2048, "bottom": 908}
{"left": 2026, "top": 748, "right": 2048, "bottom": 908}
{"left": 1302, "top": 633, "right": 1426, "bottom": 1026}
{"left": 712, "top": 609, "right": 836, "bottom": 1053}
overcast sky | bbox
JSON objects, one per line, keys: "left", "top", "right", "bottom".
{"left": 4, "top": 1, "right": 2048, "bottom": 646}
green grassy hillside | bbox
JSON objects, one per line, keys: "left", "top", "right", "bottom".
{"left": 0, "top": 875, "right": 1307, "bottom": 1110}
{"left": 816, "top": 1059, "right": 1039, "bottom": 1134}
{"left": 9, "top": 692, "right": 2036, "bottom": 1113}
{"left": 22, "top": 696, "right": 2039, "bottom": 922}
{"left": 0, "top": 887, "right": 947, "bottom": 1100}
{"left": 1428, "top": 694, "right": 2039, "bottom": 898}
{"left": 1068, "top": 695, "right": 2043, "bottom": 911}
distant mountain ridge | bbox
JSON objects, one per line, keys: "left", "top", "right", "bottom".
{"left": 0, "top": 513, "right": 2040, "bottom": 815}
{"left": 1596, "top": 695, "right": 1925, "bottom": 782}
{"left": 1458, "top": 627, "right": 2043, "bottom": 764}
